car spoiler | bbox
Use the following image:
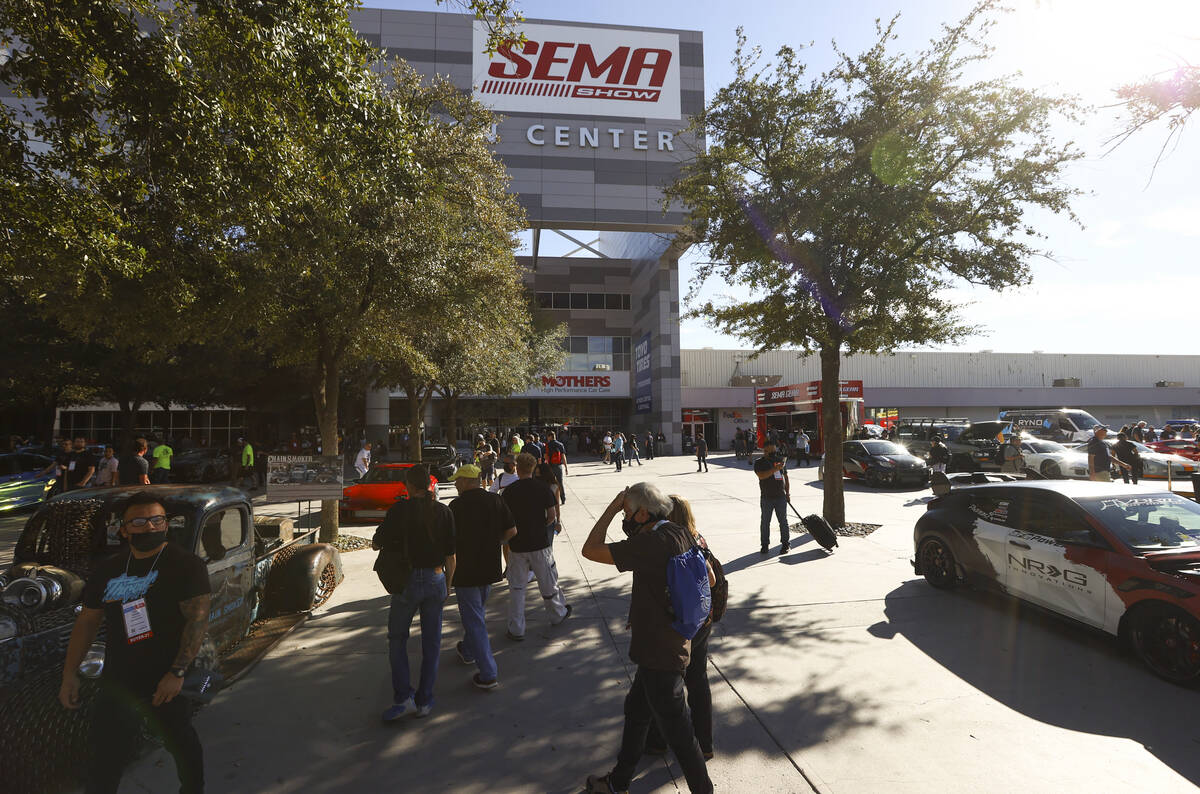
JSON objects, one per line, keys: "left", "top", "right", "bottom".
{"left": 931, "top": 470, "right": 1029, "bottom": 496}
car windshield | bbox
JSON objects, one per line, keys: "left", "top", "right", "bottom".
{"left": 1080, "top": 494, "right": 1200, "bottom": 550}
{"left": 861, "top": 441, "right": 906, "bottom": 455}
{"left": 360, "top": 467, "right": 408, "bottom": 483}
{"left": 1026, "top": 441, "right": 1067, "bottom": 453}
{"left": 1065, "top": 410, "right": 1101, "bottom": 430}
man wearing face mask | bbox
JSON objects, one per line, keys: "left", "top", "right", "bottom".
{"left": 60, "top": 492, "right": 211, "bottom": 793}
{"left": 581, "top": 483, "right": 713, "bottom": 794}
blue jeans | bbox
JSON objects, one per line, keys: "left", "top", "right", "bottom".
{"left": 388, "top": 568, "right": 446, "bottom": 707}
{"left": 760, "top": 495, "right": 789, "bottom": 549}
{"left": 456, "top": 584, "right": 497, "bottom": 682}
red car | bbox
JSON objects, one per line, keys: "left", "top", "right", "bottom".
{"left": 339, "top": 463, "right": 438, "bottom": 523}
{"left": 1147, "top": 439, "right": 1200, "bottom": 462}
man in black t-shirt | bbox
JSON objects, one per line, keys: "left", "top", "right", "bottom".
{"left": 581, "top": 483, "right": 713, "bottom": 794}
{"left": 118, "top": 437, "right": 152, "bottom": 486}
{"left": 501, "top": 453, "right": 571, "bottom": 640}
{"left": 695, "top": 432, "right": 709, "bottom": 472}
{"left": 372, "top": 464, "right": 456, "bottom": 720}
{"left": 60, "top": 493, "right": 211, "bottom": 794}
{"left": 448, "top": 464, "right": 516, "bottom": 689}
{"left": 754, "top": 441, "right": 790, "bottom": 555}
{"left": 1087, "top": 425, "right": 1125, "bottom": 482}
{"left": 65, "top": 436, "right": 97, "bottom": 490}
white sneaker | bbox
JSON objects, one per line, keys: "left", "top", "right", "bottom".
{"left": 382, "top": 697, "right": 416, "bottom": 722}
{"left": 415, "top": 704, "right": 433, "bottom": 718}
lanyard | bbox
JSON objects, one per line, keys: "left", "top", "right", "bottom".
{"left": 123, "top": 545, "right": 166, "bottom": 584}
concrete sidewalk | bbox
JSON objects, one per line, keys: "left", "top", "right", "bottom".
{"left": 123, "top": 453, "right": 1200, "bottom": 793}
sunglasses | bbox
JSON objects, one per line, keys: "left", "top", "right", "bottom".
{"left": 123, "top": 515, "right": 168, "bottom": 528}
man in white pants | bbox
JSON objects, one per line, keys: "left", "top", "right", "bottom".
{"left": 354, "top": 442, "right": 372, "bottom": 478}
{"left": 500, "top": 453, "right": 571, "bottom": 641}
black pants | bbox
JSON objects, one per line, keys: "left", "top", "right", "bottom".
{"left": 1120, "top": 461, "right": 1141, "bottom": 484}
{"left": 646, "top": 445, "right": 654, "bottom": 460}
{"left": 645, "top": 621, "right": 713, "bottom": 755}
{"left": 798, "top": 449, "right": 810, "bottom": 466}
{"left": 549, "top": 463, "right": 566, "bottom": 503}
{"left": 697, "top": 453, "right": 708, "bottom": 472}
{"left": 87, "top": 678, "right": 204, "bottom": 794}
{"left": 610, "top": 667, "right": 712, "bottom": 793}
{"left": 615, "top": 453, "right": 623, "bottom": 472}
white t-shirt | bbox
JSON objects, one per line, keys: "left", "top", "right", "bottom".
{"left": 603, "top": 434, "right": 613, "bottom": 449}
{"left": 94, "top": 456, "right": 119, "bottom": 486}
{"left": 490, "top": 471, "right": 520, "bottom": 494}
{"left": 799, "top": 433, "right": 810, "bottom": 451}
{"left": 354, "top": 448, "right": 371, "bottom": 474}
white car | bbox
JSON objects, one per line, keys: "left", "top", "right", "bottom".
{"left": 1018, "top": 439, "right": 1092, "bottom": 479}
{"left": 1066, "top": 438, "right": 1198, "bottom": 481}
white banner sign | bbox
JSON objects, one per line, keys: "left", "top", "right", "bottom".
{"left": 473, "top": 21, "right": 682, "bottom": 120}
{"left": 509, "top": 371, "right": 631, "bottom": 398}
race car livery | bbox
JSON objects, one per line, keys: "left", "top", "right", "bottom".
{"left": 913, "top": 480, "right": 1200, "bottom": 684}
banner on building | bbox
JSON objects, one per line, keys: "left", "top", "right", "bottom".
{"left": 266, "top": 456, "right": 343, "bottom": 500}
{"left": 473, "top": 21, "right": 682, "bottom": 120}
{"left": 634, "top": 333, "right": 653, "bottom": 414}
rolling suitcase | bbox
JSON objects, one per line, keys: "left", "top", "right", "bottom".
{"left": 801, "top": 513, "right": 839, "bottom": 551}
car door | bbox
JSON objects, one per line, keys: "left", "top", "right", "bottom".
{"left": 1004, "top": 492, "right": 1108, "bottom": 627}
{"left": 962, "top": 490, "right": 1015, "bottom": 586}
{"left": 196, "top": 505, "right": 254, "bottom": 650}
{"left": 842, "top": 442, "right": 867, "bottom": 477}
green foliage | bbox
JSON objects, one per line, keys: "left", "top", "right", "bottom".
{"left": 1112, "top": 65, "right": 1199, "bottom": 167}
{"left": 667, "top": 0, "right": 1083, "bottom": 523}
{"left": 439, "top": 0, "right": 526, "bottom": 55}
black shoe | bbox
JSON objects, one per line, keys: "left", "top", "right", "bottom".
{"left": 760, "top": 546, "right": 769, "bottom": 555}
{"left": 553, "top": 604, "right": 573, "bottom": 626}
{"left": 455, "top": 640, "right": 475, "bottom": 665}
{"left": 779, "top": 544, "right": 790, "bottom": 555}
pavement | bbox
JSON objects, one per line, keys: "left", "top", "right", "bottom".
{"left": 7, "top": 454, "right": 1200, "bottom": 792}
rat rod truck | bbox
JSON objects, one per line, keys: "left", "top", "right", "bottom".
{"left": 0, "top": 485, "right": 344, "bottom": 792}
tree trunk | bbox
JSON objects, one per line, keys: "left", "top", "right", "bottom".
{"left": 444, "top": 391, "right": 459, "bottom": 444}
{"left": 35, "top": 389, "right": 61, "bottom": 447}
{"left": 312, "top": 350, "right": 341, "bottom": 542}
{"left": 405, "top": 381, "right": 424, "bottom": 462}
{"left": 115, "top": 395, "right": 142, "bottom": 454}
{"left": 819, "top": 345, "right": 846, "bottom": 527}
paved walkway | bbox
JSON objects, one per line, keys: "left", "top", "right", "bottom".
{"left": 105, "top": 453, "right": 1200, "bottom": 793}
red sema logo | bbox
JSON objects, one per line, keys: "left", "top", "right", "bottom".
{"left": 482, "top": 40, "right": 671, "bottom": 102}
{"left": 542, "top": 375, "right": 612, "bottom": 388}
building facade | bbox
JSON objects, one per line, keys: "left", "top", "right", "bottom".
{"left": 352, "top": 8, "right": 704, "bottom": 451}
{"left": 681, "top": 349, "right": 1200, "bottom": 450}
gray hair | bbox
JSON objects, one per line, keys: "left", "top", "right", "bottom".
{"left": 625, "top": 482, "right": 673, "bottom": 519}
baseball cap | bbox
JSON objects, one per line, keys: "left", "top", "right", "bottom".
{"left": 1093, "top": 424, "right": 1109, "bottom": 431}
{"left": 450, "top": 464, "right": 482, "bottom": 480}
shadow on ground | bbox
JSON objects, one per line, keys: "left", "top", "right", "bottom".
{"left": 871, "top": 580, "right": 1200, "bottom": 786}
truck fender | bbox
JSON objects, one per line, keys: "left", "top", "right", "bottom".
{"left": 263, "top": 544, "right": 343, "bottom": 614}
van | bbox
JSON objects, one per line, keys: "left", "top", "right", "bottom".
{"left": 998, "top": 408, "right": 1102, "bottom": 443}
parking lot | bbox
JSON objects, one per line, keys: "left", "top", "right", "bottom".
{"left": 6, "top": 453, "right": 1199, "bottom": 793}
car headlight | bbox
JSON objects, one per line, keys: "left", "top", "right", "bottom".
{"left": 878, "top": 458, "right": 897, "bottom": 467}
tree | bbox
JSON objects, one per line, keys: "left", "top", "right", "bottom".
{"left": 439, "top": 0, "right": 526, "bottom": 55}
{"left": 1112, "top": 65, "right": 1199, "bottom": 166}
{"left": 667, "top": 1, "right": 1083, "bottom": 526}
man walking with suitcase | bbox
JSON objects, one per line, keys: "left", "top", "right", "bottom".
{"left": 754, "top": 442, "right": 789, "bottom": 555}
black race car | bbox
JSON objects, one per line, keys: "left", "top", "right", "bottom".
{"left": 913, "top": 480, "right": 1200, "bottom": 684}
{"left": 380, "top": 444, "right": 458, "bottom": 482}
{"left": 840, "top": 440, "right": 929, "bottom": 488}
{"left": 170, "top": 448, "right": 233, "bottom": 483}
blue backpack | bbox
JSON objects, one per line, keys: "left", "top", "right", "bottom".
{"left": 665, "top": 540, "right": 713, "bottom": 640}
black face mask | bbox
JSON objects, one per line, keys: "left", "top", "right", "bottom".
{"left": 128, "top": 530, "right": 167, "bottom": 552}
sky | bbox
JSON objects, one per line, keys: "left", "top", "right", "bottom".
{"left": 371, "top": 0, "right": 1200, "bottom": 355}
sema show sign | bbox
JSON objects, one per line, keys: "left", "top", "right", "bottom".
{"left": 510, "top": 371, "right": 631, "bottom": 398}
{"left": 473, "top": 21, "right": 681, "bottom": 120}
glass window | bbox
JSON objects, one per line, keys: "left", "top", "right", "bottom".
{"left": 587, "top": 293, "right": 605, "bottom": 309}
{"left": 570, "top": 293, "right": 587, "bottom": 309}
{"left": 553, "top": 292, "right": 570, "bottom": 309}
{"left": 588, "top": 337, "right": 612, "bottom": 354}
{"left": 536, "top": 292, "right": 553, "bottom": 308}
{"left": 1081, "top": 494, "right": 1200, "bottom": 550}
{"left": 569, "top": 336, "right": 588, "bottom": 354}
{"left": 605, "top": 293, "right": 623, "bottom": 310}
{"left": 622, "top": 294, "right": 631, "bottom": 311}
{"left": 198, "top": 508, "right": 246, "bottom": 562}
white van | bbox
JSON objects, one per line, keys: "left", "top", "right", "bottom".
{"left": 998, "top": 408, "right": 1103, "bottom": 443}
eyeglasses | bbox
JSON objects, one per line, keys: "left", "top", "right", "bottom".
{"left": 124, "top": 515, "right": 168, "bottom": 528}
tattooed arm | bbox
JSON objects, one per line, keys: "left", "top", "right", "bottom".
{"left": 152, "top": 593, "right": 211, "bottom": 706}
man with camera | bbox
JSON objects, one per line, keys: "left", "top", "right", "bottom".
{"left": 60, "top": 492, "right": 211, "bottom": 794}
{"left": 581, "top": 483, "right": 713, "bottom": 794}
{"left": 754, "top": 441, "right": 790, "bottom": 555}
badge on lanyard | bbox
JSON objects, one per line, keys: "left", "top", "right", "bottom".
{"left": 123, "top": 597, "right": 153, "bottom": 643}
